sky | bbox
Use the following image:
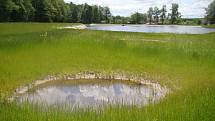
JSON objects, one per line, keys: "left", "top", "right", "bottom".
{"left": 64, "top": 0, "right": 213, "bottom": 18}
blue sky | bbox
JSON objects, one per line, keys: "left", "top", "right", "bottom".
{"left": 64, "top": 0, "right": 213, "bottom": 18}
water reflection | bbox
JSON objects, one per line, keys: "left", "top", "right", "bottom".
{"left": 87, "top": 24, "right": 215, "bottom": 34}
{"left": 17, "top": 80, "right": 163, "bottom": 108}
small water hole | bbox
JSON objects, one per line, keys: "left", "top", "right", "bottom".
{"left": 16, "top": 79, "right": 166, "bottom": 108}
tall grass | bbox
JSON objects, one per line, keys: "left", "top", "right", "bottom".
{"left": 0, "top": 23, "right": 215, "bottom": 121}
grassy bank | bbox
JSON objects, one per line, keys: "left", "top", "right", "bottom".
{"left": 0, "top": 23, "right": 215, "bottom": 121}
{"left": 202, "top": 24, "right": 215, "bottom": 28}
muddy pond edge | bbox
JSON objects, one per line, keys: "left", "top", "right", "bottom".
{"left": 8, "top": 71, "right": 170, "bottom": 103}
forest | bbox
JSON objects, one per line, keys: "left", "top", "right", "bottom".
{"left": 0, "top": 0, "right": 111, "bottom": 23}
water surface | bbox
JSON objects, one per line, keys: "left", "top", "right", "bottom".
{"left": 17, "top": 80, "right": 164, "bottom": 108}
{"left": 87, "top": 24, "right": 215, "bottom": 34}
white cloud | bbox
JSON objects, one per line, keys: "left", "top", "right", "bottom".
{"left": 64, "top": 0, "right": 213, "bottom": 18}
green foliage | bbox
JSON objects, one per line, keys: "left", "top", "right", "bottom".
{"left": 51, "top": 0, "right": 69, "bottom": 22}
{"left": 0, "top": 0, "right": 112, "bottom": 23}
{"left": 68, "top": 3, "right": 78, "bottom": 23}
{"left": 32, "top": 0, "right": 53, "bottom": 22}
{"left": 0, "top": 1, "right": 206, "bottom": 25}
{"left": 147, "top": 7, "right": 153, "bottom": 24}
{"left": 23, "top": 0, "right": 35, "bottom": 21}
{"left": 112, "top": 16, "right": 130, "bottom": 24}
{"left": 160, "top": 5, "right": 167, "bottom": 24}
{"left": 0, "top": 0, "right": 19, "bottom": 21}
{"left": 153, "top": 7, "right": 160, "bottom": 24}
{"left": 180, "top": 18, "right": 202, "bottom": 25}
{"left": 103, "top": 7, "right": 111, "bottom": 23}
{"left": 92, "top": 5, "right": 100, "bottom": 23}
{"left": 206, "top": 0, "right": 215, "bottom": 24}
{"left": 170, "top": 3, "right": 181, "bottom": 24}
{"left": 81, "top": 4, "right": 93, "bottom": 24}
{"left": 130, "top": 12, "right": 147, "bottom": 24}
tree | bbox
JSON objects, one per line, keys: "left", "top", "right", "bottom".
{"left": 68, "top": 3, "right": 78, "bottom": 22}
{"left": 9, "top": 0, "right": 35, "bottom": 22}
{"left": 103, "top": 7, "right": 111, "bottom": 23}
{"left": 153, "top": 6, "right": 160, "bottom": 24}
{"left": 81, "top": 3, "right": 93, "bottom": 24}
{"left": 206, "top": 0, "right": 215, "bottom": 24}
{"left": 87, "top": 5, "right": 93, "bottom": 23}
{"left": 10, "top": 0, "right": 25, "bottom": 21}
{"left": 32, "top": 0, "right": 53, "bottom": 22}
{"left": 98, "top": 6, "right": 104, "bottom": 22}
{"left": 92, "top": 5, "right": 99, "bottom": 23}
{"left": 0, "top": 0, "right": 19, "bottom": 22}
{"left": 142, "top": 13, "right": 148, "bottom": 23}
{"left": 160, "top": 5, "right": 167, "bottom": 24}
{"left": 130, "top": 12, "right": 141, "bottom": 24}
{"left": 24, "top": 0, "right": 35, "bottom": 21}
{"left": 0, "top": 0, "right": 112, "bottom": 23}
{"left": 147, "top": 7, "right": 153, "bottom": 24}
{"left": 170, "top": 3, "right": 181, "bottom": 24}
{"left": 51, "top": 0, "right": 63, "bottom": 22}
{"left": 76, "top": 4, "right": 83, "bottom": 22}
{"left": 130, "top": 12, "right": 147, "bottom": 24}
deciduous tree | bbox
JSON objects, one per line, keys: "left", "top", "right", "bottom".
{"left": 147, "top": 7, "right": 153, "bottom": 24}
{"left": 160, "top": 5, "right": 167, "bottom": 24}
{"left": 170, "top": 3, "right": 181, "bottom": 24}
{"left": 153, "top": 6, "right": 160, "bottom": 24}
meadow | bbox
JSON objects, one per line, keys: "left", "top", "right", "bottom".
{"left": 0, "top": 23, "right": 215, "bottom": 121}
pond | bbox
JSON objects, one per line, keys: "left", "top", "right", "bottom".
{"left": 87, "top": 24, "right": 215, "bottom": 34}
{"left": 16, "top": 79, "right": 166, "bottom": 109}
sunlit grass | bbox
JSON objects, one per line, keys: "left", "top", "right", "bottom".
{"left": 0, "top": 23, "right": 215, "bottom": 121}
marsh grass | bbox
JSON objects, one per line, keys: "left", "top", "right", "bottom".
{"left": 0, "top": 23, "right": 215, "bottom": 121}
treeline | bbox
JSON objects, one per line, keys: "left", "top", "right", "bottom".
{"left": 0, "top": 0, "right": 179, "bottom": 24}
{"left": 124, "top": 4, "right": 181, "bottom": 25}
{"left": 114, "top": 1, "right": 215, "bottom": 25}
{"left": 0, "top": 0, "right": 111, "bottom": 23}
{"left": 1, "top": 0, "right": 214, "bottom": 25}
{"left": 120, "top": 1, "right": 215, "bottom": 25}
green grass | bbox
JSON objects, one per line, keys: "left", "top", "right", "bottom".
{"left": 0, "top": 23, "right": 215, "bottom": 121}
{"left": 202, "top": 24, "right": 215, "bottom": 28}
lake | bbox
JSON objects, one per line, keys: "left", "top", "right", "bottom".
{"left": 87, "top": 24, "right": 215, "bottom": 34}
